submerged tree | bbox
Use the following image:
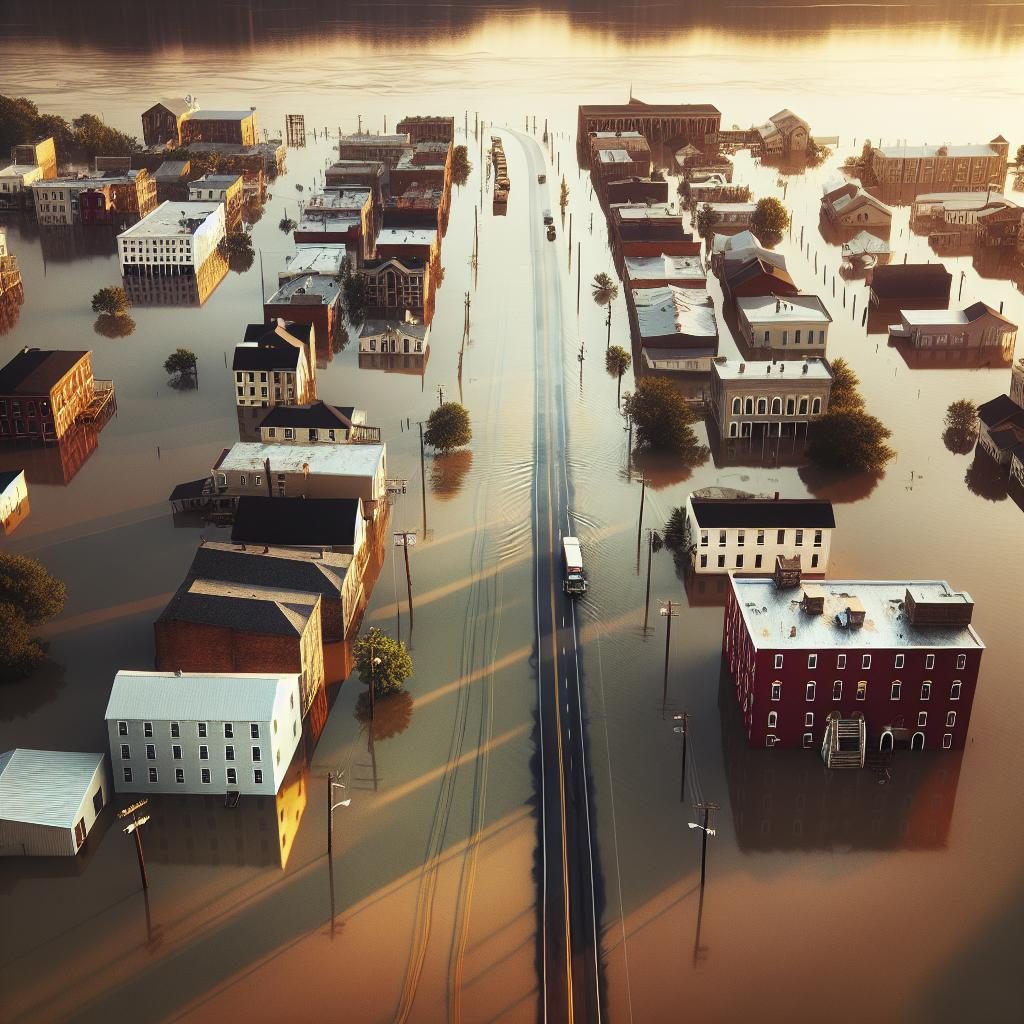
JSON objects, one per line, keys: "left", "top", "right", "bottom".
{"left": 623, "top": 378, "right": 709, "bottom": 463}
{"left": 451, "top": 145, "right": 472, "bottom": 187}
{"left": 343, "top": 272, "right": 369, "bottom": 326}
{"left": 750, "top": 196, "right": 790, "bottom": 240}
{"left": 694, "top": 203, "right": 720, "bottom": 240}
{"left": 218, "top": 231, "right": 255, "bottom": 273}
{"left": 354, "top": 626, "right": 413, "bottom": 698}
{"left": 605, "top": 345, "right": 631, "bottom": 407}
{"left": 591, "top": 272, "right": 619, "bottom": 349}
{"left": 807, "top": 409, "right": 895, "bottom": 473}
{"left": 424, "top": 402, "right": 472, "bottom": 455}
{"left": 164, "top": 348, "right": 198, "bottom": 388}
{"left": 943, "top": 399, "right": 980, "bottom": 455}
{"left": 560, "top": 175, "right": 570, "bottom": 213}
{"left": 0, "top": 554, "right": 66, "bottom": 681}
{"left": 663, "top": 506, "right": 688, "bottom": 556}
{"left": 91, "top": 286, "right": 130, "bottom": 318}
{"left": 827, "top": 356, "right": 866, "bottom": 413}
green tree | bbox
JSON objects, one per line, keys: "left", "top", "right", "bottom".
{"left": 650, "top": 168, "right": 665, "bottom": 182}
{"left": 605, "top": 345, "right": 631, "bottom": 407}
{"left": 94, "top": 314, "right": 136, "bottom": 339}
{"left": 451, "top": 145, "right": 472, "bottom": 187}
{"left": 750, "top": 196, "right": 790, "bottom": 240}
{"left": 622, "top": 377, "right": 709, "bottom": 462}
{"left": 591, "top": 271, "right": 619, "bottom": 349}
{"left": 164, "top": 348, "right": 198, "bottom": 386}
{"left": 91, "top": 286, "right": 130, "bottom": 317}
{"left": 424, "top": 402, "right": 472, "bottom": 454}
{"left": 354, "top": 626, "right": 413, "bottom": 698}
{"left": 34, "top": 112, "right": 75, "bottom": 166}
{"left": 0, "top": 603, "right": 46, "bottom": 680}
{"left": 943, "top": 398, "right": 979, "bottom": 455}
{"left": 807, "top": 409, "right": 895, "bottom": 473}
{"left": 663, "top": 506, "right": 688, "bottom": 555}
{"left": 0, "top": 95, "right": 40, "bottom": 157}
{"left": 0, "top": 553, "right": 67, "bottom": 626}
{"left": 217, "top": 231, "right": 254, "bottom": 273}
{"left": 72, "top": 113, "right": 139, "bottom": 159}
{"left": 343, "top": 272, "right": 369, "bottom": 325}
{"left": 827, "top": 356, "right": 865, "bottom": 413}
{"left": 694, "top": 203, "right": 720, "bottom": 239}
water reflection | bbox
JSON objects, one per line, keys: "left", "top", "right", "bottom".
{"left": 93, "top": 313, "right": 136, "bottom": 338}
{"left": 38, "top": 224, "right": 119, "bottom": 262}
{"left": 964, "top": 450, "right": 1009, "bottom": 502}
{"left": 0, "top": 281, "right": 25, "bottom": 335}
{"left": 890, "top": 339, "right": 1013, "bottom": 372}
{"left": 797, "top": 462, "right": 883, "bottom": 504}
{"left": 0, "top": 423, "right": 104, "bottom": 485}
{"left": 354, "top": 688, "right": 414, "bottom": 741}
{"left": 429, "top": 449, "right": 472, "bottom": 500}
{"left": 631, "top": 449, "right": 700, "bottom": 490}
{"left": 122, "top": 252, "right": 229, "bottom": 307}
{"left": 0, "top": 657, "right": 66, "bottom": 722}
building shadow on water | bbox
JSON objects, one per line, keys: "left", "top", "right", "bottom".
{"left": 0, "top": 658, "right": 68, "bottom": 723}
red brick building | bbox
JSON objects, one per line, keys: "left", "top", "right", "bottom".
{"left": 723, "top": 570, "right": 983, "bottom": 757}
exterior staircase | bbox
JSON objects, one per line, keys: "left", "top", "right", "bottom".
{"left": 822, "top": 714, "right": 866, "bottom": 769}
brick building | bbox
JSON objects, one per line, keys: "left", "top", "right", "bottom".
{"left": 870, "top": 136, "right": 1009, "bottom": 193}
{"left": 577, "top": 100, "right": 721, "bottom": 152}
{"left": 141, "top": 98, "right": 195, "bottom": 147}
{"left": 723, "top": 572, "right": 984, "bottom": 757}
{"left": 395, "top": 116, "right": 455, "bottom": 144}
{"left": 13, "top": 137, "right": 57, "bottom": 179}
{"left": 181, "top": 110, "right": 258, "bottom": 147}
{"left": 263, "top": 277, "right": 341, "bottom": 359}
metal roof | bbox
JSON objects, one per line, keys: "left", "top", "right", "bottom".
{"left": 737, "top": 294, "right": 832, "bottom": 325}
{"left": 105, "top": 671, "right": 297, "bottom": 724}
{"left": 216, "top": 441, "right": 385, "bottom": 478}
{"left": 712, "top": 357, "right": 832, "bottom": 382}
{"left": 632, "top": 286, "right": 717, "bottom": 341}
{"left": 0, "top": 749, "right": 105, "bottom": 829}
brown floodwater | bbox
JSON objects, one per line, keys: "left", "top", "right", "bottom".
{"left": 1, "top": 5, "right": 1023, "bottom": 1023}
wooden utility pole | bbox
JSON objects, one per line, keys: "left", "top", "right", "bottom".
{"left": 118, "top": 800, "right": 151, "bottom": 891}
{"left": 636, "top": 475, "right": 647, "bottom": 567}
{"left": 394, "top": 531, "right": 416, "bottom": 628}
{"left": 673, "top": 713, "right": 692, "bottom": 802}
{"left": 694, "top": 801, "right": 720, "bottom": 888}
{"left": 418, "top": 422, "right": 427, "bottom": 534}
{"left": 659, "top": 600, "right": 680, "bottom": 715}
{"left": 643, "top": 529, "right": 658, "bottom": 631}
{"left": 437, "top": 384, "right": 446, "bottom": 408}
{"left": 357, "top": 113, "right": 363, "bottom": 135}
{"left": 576, "top": 242, "right": 581, "bottom": 315}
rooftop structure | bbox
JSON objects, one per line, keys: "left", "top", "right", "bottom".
{"left": 215, "top": 441, "right": 385, "bottom": 479}
{"left": 231, "top": 496, "right": 363, "bottom": 549}
{"left": 736, "top": 295, "right": 832, "bottom": 326}
{"left": 632, "top": 285, "right": 717, "bottom": 341}
{"left": 712, "top": 356, "right": 832, "bottom": 382}
{"left": 689, "top": 497, "right": 835, "bottom": 529}
{"left": 117, "top": 200, "right": 221, "bottom": 239}
{"left": 279, "top": 245, "right": 347, "bottom": 280}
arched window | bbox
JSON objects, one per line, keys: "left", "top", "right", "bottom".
{"left": 757, "top": 398, "right": 767, "bottom": 414}
{"left": 811, "top": 397, "right": 822, "bottom": 414}
{"left": 786, "top": 397, "right": 795, "bottom": 415}
{"left": 732, "top": 397, "right": 741, "bottom": 415}
{"left": 744, "top": 398, "right": 754, "bottom": 415}
{"left": 798, "top": 397, "right": 809, "bottom": 415}
{"left": 767, "top": 711, "right": 778, "bottom": 728}
{"left": 771, "top": 397, "right": 782, "bottom": 415}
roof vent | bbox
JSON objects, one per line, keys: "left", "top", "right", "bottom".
{"left": 739, "top": 363, "right": 746, "bottom": 373}
{"left": 175, "top": 669, "right": 182, "bottom": 677}
{"left": 802, "top": 362, "right": 809, "bottom": 374}
{"left": 801, "top": 584, "right": 825, "bottom": 615}
{"left": 789, "top": 625, "right": 797, "bottom": 638}
{"left": 774, "top": 555, "right": 801, "bottom": 590}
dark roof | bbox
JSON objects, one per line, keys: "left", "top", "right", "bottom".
{"left": 233, "top": 324, "right": 311, "bottom": 371}
{"left": 259, "top": 402, "right": 354, "bottom": 429}
{"left": 156, "top": 579, "right": 315, "bottom": 637}
{"left": 691, "top": 498, "right": 836, "bottom": 529}
{"left": 231, "top": 496, "right": 360, "bottom": 547}
{"left": 155, "top": 160, "right": 190, "bottom": 180}
{"left": 963, "top": 301, "right": 1013, "bottom": 325}
{"left": 869, "top": 264, "right": 952, "bottom": 299}
{"left": 186, "top": 544, "right": 347, "bottom": 600}
{"left": 988, "top": 422, "right": 1024, "bottom": 451}
{"left": 0, "top": 469, "right": 24, "bottom": 491}
{"left": 168, "top": 478, "right": 209, "bottom": 501}
{"left": 977, "top": 394, "right": 1024, "bottom": 428}
{"left": 726, "top": 258, "right": 796, "bottom": 291}
{"left": 242, "top": 322, "right": 313, "bottom": 345}
{"left": 145, "top": 98, "right": 192, "bottom": 118}
{"left": 0, "top": 349, "right": 89, "bottom": 395}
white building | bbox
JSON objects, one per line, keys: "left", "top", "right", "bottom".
{"left": 358, "top": 319, "right": 429, "bottom": 358}
{"left": 187, "top": 173, "right": 243, "bottom": 205}
{"left": 0, "top": 469, "right": 28, "bottom": 534}
{"left": 707, "top": 202, "right": 757, "bottom": 230}
{"left": 117, "top": 200, "right": 226, "bottom": 276}
{"left": 233, "top": 321, "right": 315, "bottom": 409}
{"left": 911, "top": 191, "right": 1017, "bottom": 226}
{"left": 685, "top": 494, "right": 835, "bottom": 575}
{"left": 104, "top": 671, "right": 303, "bottom": 797}
{"left": 0, "top": 749, "right": 110, "bottom": 856}
{"left": 0, "top": 163, "right": 43, "bottom": 209}
{"left": 278, "top": 244, "right": 348, "bottom": 281}
{"left": 736, "top": 295, "right": 832, "bottom": 354}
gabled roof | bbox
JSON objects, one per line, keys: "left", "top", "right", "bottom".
{"left": 0, "top": 750, "right": 105, "bottom": 829}
{"left": 233, "top": 323, "right": 310, "bottom": 371}
{"left": 0, "top": 349, "right": 89, "bottom": 395}
{"left": 187, "top": 542, "right": 350, "bottom": 600}
{"left": 146, "top": 98, "right": 193, "bottom": 118}
{"left": 725, "top": 258, "right": 796, "bottom": 292}
{"left": 231, "top": 496, "right": 361, "bottom": 547}
{"left": 156, "top": 578, "right": 318, "bottom": 637}
{"left": 690, "top": 497, "right": 835, "bottom": 529}
{"left": 0, "top": 469, "right": 25, "bottom": 492}
{"left": 869, "top": 264, "right": 952, "bottom": 299}
{"left": 977, "top": 394, "right": 1024, "bottom": 428}
{"left": 259, "top": 401, "right": 354, "bottom": 429}
{"left": 963, "top": 301, "right": 1015, "bottom": 325}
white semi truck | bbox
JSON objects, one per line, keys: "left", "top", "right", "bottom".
{"left": 562, "top": 536, "right": 587, "bottom": 597}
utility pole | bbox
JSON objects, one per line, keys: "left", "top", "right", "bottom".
{"left": 658, "top": 600, "right": 680, "bottom": 715}
{"left": 437, "top": 384, "right": 446, "bottom": 409}
{"left": 357, "top": 113, "right": 363, "bottom": 135}
{"left": 636, "top": 475, "right": 647, "bottom": 567}
{"left": 118, "top": 800, "right": 151, "bottom": 891}
{"left": 643, "top": 529, "right": 659, "bottom": 631}
{"left": 418, "top": 422, "right": 427, "bottom": 534}
{"left": 576, "top": 241, "right": 581, "bottom": 315}
{"left": 693, "top": 802, "right": 720, "bottom": 888}
{"left": 393, "top": 531, "right": 417, "bottom": 628}
{"left": 367, "top": 644, "right": 379, "bottom": 720}
{"left": 673, "top": 713, "right": 692, "bottom": 802}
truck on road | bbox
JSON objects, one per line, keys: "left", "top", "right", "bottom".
{"left": 562, "top": 537, "right": 587, "bottom": 597}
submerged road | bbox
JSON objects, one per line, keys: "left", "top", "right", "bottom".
{"left": 512, "top": 130, "right": 603, "bottom": 1023}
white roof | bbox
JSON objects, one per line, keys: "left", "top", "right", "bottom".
{"left": 189, "top": 110, "right": 253, "bottom": 121}
{"left": 712, "top": 357, "right": 832, "bottom": 382}
{"left": 877, "top": 143, "right": 1001, "bottom": 159}
{"left": 736, "top": 294, "right": 832, "bottom": 325}
{"left": 708, "top": 202, "right": 757, "bottom": 214}
{"left": 280, "top": 245, "right": 347, "bottom": 279}
{"left": 712, "top": 229, "right": 760, "bottom": 253}
{"left": 118, "top": 201, "right": 221, "bottom": 239}
{"left": 217, "top": 441, "right": 385, "bottom": 478}
{"left": 0, "top": 749, "right": 105, "bottom": 829}
{"left": 914, "top": 190, "right": 1010, "bottom": 206}
{"left": 105, "top": 671, "right": 296, "bottom": 724}
{"left": 624, "top": 254, "right": 705, "bottom": 281}
{"left": 730, "top": 578, "right": 983, "bottom": 650}
{"left": 598, "top": 149, "right": 633, "bottom": 164}
{"left": 843, "top": 231, "right": 890, "bottom": 256}
{"left": 306, "top": 188, "right": 370, "bottom": 210}
{"left": 632, "top": 286, "right": 718, "bottom": 341}
{"left": 615, "top": 205, "right": 677, "bottom": 221}
{"left": 900, "top": 309, "right": 970, "bottom": 327}
{"left": 0, "top": 163, "right": 42, "bottom": 178}
{"left": 297, "top": 214, "right": 359, "bottom": 234}
{"left": 376, "top": 227, "right": 437, "bottom": 247}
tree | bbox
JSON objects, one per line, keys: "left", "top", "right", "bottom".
{"left": 91, "top": 286, "right": 130, "bottom": 317}
{"left": 750, "top": 196, "right": 790, "bottom": 240}
{"left": 343, "top": 272, "right": 369, "bottom": 325}
{"left": 164, "top": 348, "right": 198, "bottom": 387}
{"left": 451, "top": 145, "right": 472, "bottom": 187}
{"left": 72, "top": 113, "right": 139, "bottom": 159}
{"left": 0, "top": 553, "right": 67, "bottom": 626}
{"left": 663, "top": 506, "right": 688, "bottom": 554}
{"left": 807, "top": 409, "right": 895, "bottom": 473}
{"left": 650, "top": 168, "right": 665, "bottom": 182}
{"left": 217, "top": 231, "right": 254, "bottom": 273}
{"left": 591, "top": 271, "right": 619, "bottom": 349}
{"left": 278, "top": 216, "right": 297, "bottom": 233}
{"left": 0, "top": 95, "right": 40, "bottom": 157}
{"left": 860, "top": 140, "right": 873, "bottom": 165}
{"left": 605, "top": 345, "right": 631, "bottom": 407}
{"left": 0, "top": 603, "right": 46, "bottom": 680}
{"left": 622, "top": 377, "right": 709, "bottom": 462}
{"left": 1016, "top": 143, "right": 1024, "bottom": 167}
{"left": 943, "top": 399, "right": 979, "bottom": 455}
{"left": 34, "top": 113, "right": 75, "bottom": 166}
{"left": 694, "top": 203, "right": 720, "bottom": 240}
{"left": 827, "top": 356, "right": 865, "bottom": 413}
{"left": 424, "top": 402, "right": 472, "bottom": 455}
{"left": 94, "top": 314, "right": 136, "bottom": 339}
{"left": 560, "top": 175, "right": 570, "bottom": 212}
{"left": 354, "top": 626, "right": 413, "bottom": 698}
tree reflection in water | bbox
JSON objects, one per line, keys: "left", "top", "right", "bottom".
{"left": 942, "top": 426, "right": 976, "bottom": 456}
{"left": 354, "top": 688, "right": 414, "bottom": 741}
{"left": 798, "top": 462, "right": 883, "bottom": 504}
{"left": 430, "top": 450, "right": 473, "bottom": 500}
{"left": 964, "top": 451, "right": 1008, "bottom": 502}
{"left": 629, "top": 450, "right": 698, "bottom": 491}
{"left": 93, "top": 313, "right": 136, "bottom": 338}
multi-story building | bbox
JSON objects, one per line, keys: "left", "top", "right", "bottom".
{"left": 396, "top": 116, "right": 455, "bottom": 144}
{"left": 188, "top": 173, "right": 244, "bottom": 218}
{"left": 977, "top": 392, "right": 1024, "bottom": 466}
{"left": 117, "top": 201, "right": 225, "bottom": 277}
{"left": 278, "top": 245, "right": 347, "bottom": 282}
{"left": 358, "top": 320, "right": 430, "bottom": 365}
{"left": 294, "top": 188, "right": 373, "bottom": 257}
{"left": 263, "top": 276, "right": 342, "bottom": 353}
{"left": 374, "top": 225, "right": 439, "bottom": 267}
{"left": 232, "top": 321, "right": 315, "bottom": 410}
{"left": 12, "top": 137, "right": 57, "bottom": 179}
{"left": 389, "top": 143, "right": 453, "bottom": 202}
{"left": 231, "top": 496, "right": 368, "bottom": 560}
{"left": 710, "top": 356, "right": 833, "bottom": 441}
{"left": 627, "top": 285, "right": 718, "bottom": 372}
{"left": 0, "top": 348, "right": 111, "bottom": 443}
{"left": 706, "top": 201, "right": 758, "bottom": 233}
{"left": 337, "top": 133, "right": 412, "bottom": 168}
{"left": 0, "top": 163, "right": 44, "bottom": 210}
{"left": 30, "top": 171, "right": 158, "bottom": 226}
{"left": 105, "top": 671, "right": 303, "bottom": 796}
{"left": 181, "top": 109, "right": 258, "bottom": 147}
{"left": 578, "top": 100, "right": 721, "bottom": 149}
{"left": 362, "top": 256, "right": 431, "bottom": 320}
{"left": 976, "top": 204, "right": 1024, "bottom": 248}
{"left": 684, "top": 494, "right": 835, "bottom": 575}
{"left": 723, "top": 572, "right": 984, "bottom": 754}
{"left": 141, "top": 98, "right": 195, "bottom": 147}
{"left": 821, "top": 182, "right": 892, "bottom": 232}
{"left": 736, "top": 295, "right": 832, "bottom": 355}
{"left": 889, "top": 302, "right": 1017, "bottom": 353}
{"left": 154, "top": 578, "right": 324, "bottom": 718}
{"left": 258, "top": 401, "right": 379, "bottom": 445}
{"left": 870, "top": 137, "right": 1009, "bottom": 192}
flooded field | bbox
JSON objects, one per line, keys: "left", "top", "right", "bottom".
{"left": 1, "top": 4, "right": 1023, "bottom": 1023}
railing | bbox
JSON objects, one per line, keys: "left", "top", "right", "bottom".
{"left": 350, "top": 424, "right": 381, "bottom": 443}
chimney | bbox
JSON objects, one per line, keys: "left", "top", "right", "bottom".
{"left": 739, "top": 362, "right": 745, "bottom": 374}
{"left": 175, "top": 669, "right": 182, "bottom": 677}
{"left": 774, "top": 554, "right": 802, "bottom": 590}
{"left": 774, "top": 491, "right": 780, "bottom": 499}
{"left": 776, "top": 297, "right": 781, "bottom": 312}
{"left": 801, "top": 584, "right": 825, "bottom": 615}
{"left": 802, "top": 362, "right": 809, "bottom": 374}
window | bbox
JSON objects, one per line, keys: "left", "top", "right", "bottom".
{"left": 891, "top": 682, "right": 902, "bottom": 700}
{"left": 170, "top": 722, "right": 180, "bottom": 737}
{"left": 768, "top": 711, "right": 778, "bottom": 728}
{"left": 774, "top": 654, "right": 784, "bottom": 669}
{"left": 856, "top": 681, "right": 867, "bottom": 701}
{"left": 148, "top": 767, "right": 159, "bottom": 783}
{"left": 198, "top": 722, "right": 208, "bottom": 738}
{"left": 757, "top": 398, "right": 767, "bottom": 414}
{"left": 267, "top": 427, "right": 276, "bottom": 438}
{"left": 837, "top": 654, "right": 846, "bottom": 669}
{"left": 199, "top": 745, "right": 209, "bottom": 760}
{"left": 250, "top": 723, "right": 260, "bottom": 739}
{"left": 806, "top": 681, "right": 816, "bottom": 701}
{"left": 804, "top": 712, "right": 814, "bottom": 728}
{"left": 123, "top": 767, "right": 133, "bottom": 783}
{"left": 795, "top": 330, "right": 802, "bottom": 345}
{"left": 718, "top": 530, "right": 727, "bottom": 547}
{"left": 942, "top": 734, "right": 953, "bottom": 750}
{"left": 252, "top": 746, "right": 262, "bottom": 762}
{"left": 777, "top": 529, "right": 785, "bottom": 544}
{"left": 284, "top": 428, "right": 294, "bottom": 440}
{"left": 946, "top": 711, "right": 956, "bottom": 728}
{"left": 770, "top": 397, "right": 782, "bottom": 415}
{"left": 802, "top": 732, "right": 813, "bottom": 748}
{"left": 782, "top": 330, "right": 789, "bottom": 345}
{"left": 798, "top": 397, "right": 808, "bottom": 415}
{"left": 811, "top": 554, "right": 819, "bottom": 568}
{"left": 956, "top": 653, "right": 966, "bottom": 670}
{"left": 144, "top": 722, "right": 153, "bottom": 738}
{"left": 172, "top": 744, "right": 182, "bottom": 760}
{"left": 116, "top": 720, "right": 128, "bottom": 736}
{"left": 201, "top": 768, "right": 211, "bottom": 784}
{"left": 146, "top": 744, "right": 156, "bottom": 760}
{"left": 861, "top": 655, "right": 871, "bottom": 670}
{"left": 813, "top": 530, "right": 822, "bottom": 548}
{"left": 736, "top": 554, "right": 744, "bottom": 568}
{"left": 755, "top": 555, "right": 763, "bottom": 568}
{"left": 811, "top": 398, "right": 822, "bottom": 415}
{"left": 894, "top": 654, "right": 904, "bottom": 669}
{"left": 950, "top": 681, "right": 961, "bottom": 700}
{"left": 255, "top": 475, "right": 261, "bottom": 486}
{"left": 700, "top": 530, "right": 708, "bottom": 547}
{"left": 310, "top": 429, "right": 318, "bottom": 442}
{"left": 832, "top": 680, "right": 842, "bottom": 701}
{"left": 925, "top": 654, "right": 935, "bottom": 670}
{"left": 225, "top": 745, "right": 235, "bottom": 761}
{"left": 240, "top": 474, "right": 247, "bottom": 487}
{"left": 700, "top": 554, "right": 708, "bottom": 568}
{"left": 807, "top": 654, "right": 817, "bottom": 669}
{"left": 731, "top": 396, "right": 742, "bottom": 414}
{"left": 921, "top": 682, "right": 932, "bottom": 701}
{"left": 175, "top": 768, "right": 185, "bottom": 784}
{"left": 254, "top": 769, "right": 264, "bottom": 785}
{"left": 226, "top": 768, "right": 237, "bottom": 786}
{"left": 795, "top": 530, "right": 804, "bottom": 547}
{"left": 224, "top": 723, "right": 233, "bottom": 738}
{"left": 771, "top": 682, "right": 782, "bottom": 701}
{"left": 120, "top": 744, "right": 131, "bottom": 760}
{"left": 918, "top": 711, "right": 927, "bottom": 728}
{"left": 328, "top": 429, "right": 336, "bottom": 441}
{"left": 717, "top": 554, "right": 725, "bottom": 568}
{"left": 756, "top": 530, "right": 764, "bottom": 546}
{"left": 737, "top": 530, "right": 745, "bottom": 547}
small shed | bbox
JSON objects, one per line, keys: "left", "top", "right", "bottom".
{"left": 0, "top": 749, "right": 110, "bottom": 856}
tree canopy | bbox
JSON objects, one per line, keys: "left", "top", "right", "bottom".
{"left": 91, "top": 286, "right": 130, "bottom": 317}
{"left": 0, "top": 554, "right": 66, "bottom": 681}
{"left": 663, "top": 506, "right": 688, "bottom": 555}
{"left": 354, "top": 626, "right": 413, "bottom": 697}
{"left": 164, "top": 348, "right": 198, "bottom": 385}
{"left": 943, "top": 399, "right": 979, "bottom": 455}
{"left": 451, "top": 145, "right": 472, "bottom": 186}
{"left": 560, "top": 176, "right": 570, "bottom": 210}
{"left": 623, "top": 378, "right": 709, "bottom": 462}
{"left": 218, "top": 231, "right": 255, "bottom": 273}
{"left": 605, "top": 345, "right": 631, "bottom": 406}
{"left": 807, "top": 409, "right": 895, "bottom": 473}
{"left": 424, "top": 402, "right": 472, "bottom": 455}
{"left": 827, "top": 357, "right": 865, "bottom": 413}
{"left": 694, "top": 203, "right": 720, "bottom": 239}
{"left": 591, "top": 272, "right": 618, "bottom": 308}
{"left": 750, "top": 196, "right": 790, "bottom": 239}
{"left": 343, "top": 273, "right": 369, "bottom": 325}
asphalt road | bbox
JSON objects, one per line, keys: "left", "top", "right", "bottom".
{"left": 513, "top": 130, "right": 603, "bottom": 1024}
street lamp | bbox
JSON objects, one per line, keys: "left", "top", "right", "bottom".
{"left": 368, "top": 653, "right": 382, "bottom": 720}
{"left": 687, "top": 822, "right": 716, "bottom": 836}
{"left": 690, "top": 801, "right": 720, "bottom": 889}
{"left": 326, "top": 771, "right": 351, "bottom": 857}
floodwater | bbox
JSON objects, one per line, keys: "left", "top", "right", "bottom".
{"left": 2, "top": 4, "right": 1024, "bottom": 1023}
